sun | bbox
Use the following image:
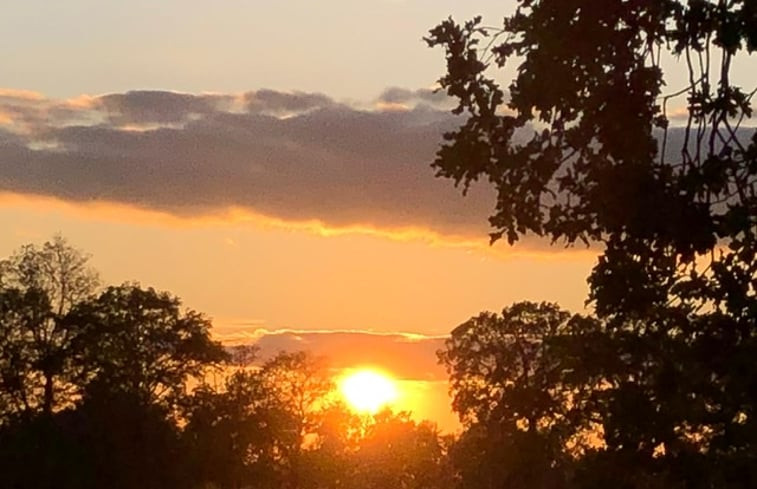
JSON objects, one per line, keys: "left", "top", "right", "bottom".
{"left": 340, "top": 369, "right": 399, "bottom": 414}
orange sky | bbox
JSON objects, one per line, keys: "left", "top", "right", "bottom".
{"left": 0, "top": 193, "right": 597, "bottom": 431}
{"left": 0, "top": 86, "right": 600, "bottom": 430}
{"left": 3, "top": 0, "right": 755, "bottom": 437}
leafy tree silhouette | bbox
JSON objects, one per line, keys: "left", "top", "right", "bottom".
{"left": 68, "top": 283, "right": 228, "bottom": 407}
{"left": 183, "top": 369, "right": 270, "bottom": 489}
{"left": 0, "top": 235, "right": 99, "bottom": 419}
{"left": 352, "top": 409, "right": 448, "bottom": 489}
{"left": 428, "top": 1, "right": 756, "bottom": 488}
{"left": 0, "top": 238, "right": 228, "bottom": 489}
{"left": 440, "top": 302, "right": 598, "bottom": 489}
{"left": 183, "top": 351, "right": 338, "bottom": 489}
{"left": 426, "top": 1, "right": 755, "bottom": 317}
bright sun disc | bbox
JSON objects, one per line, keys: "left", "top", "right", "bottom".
{"left": 340, "top": 370, "right": 398, "bottom": 414}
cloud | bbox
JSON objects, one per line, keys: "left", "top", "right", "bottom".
{"left": 222, "top": 327, "right": 463, "bottom": 430}
{"left": 0, "top": 88, "right": 504, "bottom": 242}
{"left": 4, "top": 88, "right": 736, "bottom": 250}
{"left": 377, "top": 87, "right": 450, "bottom": 106}
{"left": 244, "top": 89, "right": 335, "bottom": 114}
{"left": 226, "top": 328, "right": 449, "bottom": 381}
{"left": 96, "top": 91, "right": 235, "bottom": 125}
{"left": 374, "top": 87, "right": 456, "bottom": 112}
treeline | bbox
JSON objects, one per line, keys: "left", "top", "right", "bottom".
{"left": 1, "top": 220, "right": 757, "bottom": 489}
{"left": 0, "top": 236, "right": 449, "bottom": 489}
{"left": 3, "top": 233, "right": 755, "bottom": 489}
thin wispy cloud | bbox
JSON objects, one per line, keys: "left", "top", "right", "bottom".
{"left": 222, "top": 327, "right": 449, "bottom": 381}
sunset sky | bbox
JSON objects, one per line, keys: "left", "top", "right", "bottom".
{"left": 3, "top": 0, "right": 711, "bottom": 430}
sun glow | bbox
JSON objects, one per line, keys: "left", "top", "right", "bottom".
{"left": 340, "top": 369, "right": 399, "bottom": 414}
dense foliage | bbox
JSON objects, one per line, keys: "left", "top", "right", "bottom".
{"left": 428, "top": 1, "right": 756, "bottom": 488}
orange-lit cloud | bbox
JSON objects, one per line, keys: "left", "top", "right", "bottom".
{"left": 223, "top": 328, "right": 448, "bottom": 381}
{"left": 0, "top": 89, "right": 45, "bottom": 101}
{"left": 0, "top": 191, "right": 600, "bottom": 263}
{"left": 227, "top": 327, "right": 462, "bottom": 431}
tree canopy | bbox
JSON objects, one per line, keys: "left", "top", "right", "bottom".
{"left": 426, "top": 0, "right": 755, "bottom": 318}
{"left": 428, "top": 1, "right": 756, "bottom": 488}
{"left": 69, "top": 284, "right": 228, "bottom": 405}
{"left": 0, "top": 236, "right": 99, "bottom": 418}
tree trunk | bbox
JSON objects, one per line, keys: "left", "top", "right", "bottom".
{"left": 43, "top": 373, "right": 54, "bottom": 415}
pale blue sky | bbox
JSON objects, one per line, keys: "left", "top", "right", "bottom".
{"left": 0, "top": 0, "right": 512, "bottom": 99}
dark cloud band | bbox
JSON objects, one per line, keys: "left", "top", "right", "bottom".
{"left": 0, "top": 88, "right": 499, "bottom": 241}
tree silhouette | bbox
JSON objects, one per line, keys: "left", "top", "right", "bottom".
{"left": 426, "top": 1, "right": 755, "bottom": 316}
{"left": 0, "top": 238, "right": 231, "bottom": 489}
{"left": 0, "top": 235, "right": 99, "bottom": 316}
{"left": 428, "top": 2, "right": 756, "bottom": 487}
{"left": 183, "top": 370, "right": 271, "bottom": 489}
{"left": 440, "top": 302, "right": 598, "bottom": 489}
{"left": 297, "top": 401, "right": 363, "bottom": 489}
{"left": 352, "top": 410, "right": 448, "bottom": 489}
{"left": 257, "top": 351, "right": 336, "bottom": 489}
{"left": 0, "top": 287, "right": 51, "bottom": 421}
{"left": 0, "top": 236, "right": 99, "bottom": 419}
{"left": 68, "top": 283, "right": 228, "bottom": 407}
{"left": 0, "top": 390, "right": 190, "bottom": 489}
{"left": 183, "top": 351, "right": 339, "bottom": 489}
